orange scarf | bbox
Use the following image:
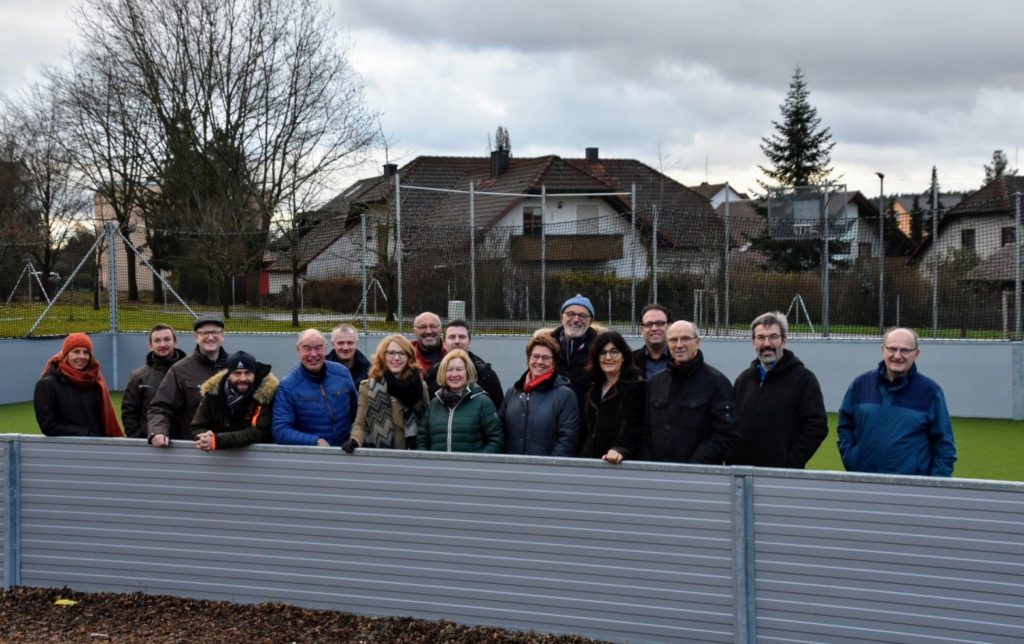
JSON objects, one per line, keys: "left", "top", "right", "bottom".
{"left": 44, "top": 354, "right": 125, "bottom": 437}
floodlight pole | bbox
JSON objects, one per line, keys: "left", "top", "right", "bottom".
{"left": 876, "top": 172, "right": 885, "bottom": 334}
{"left": 1015, "top": 191, "right": 1022, "bottom": 340}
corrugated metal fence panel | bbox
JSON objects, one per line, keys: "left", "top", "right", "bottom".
{"left": 1, "top": 440, "right": 9, "bottom": 587}
{"left": 16, "top": 438, "right": 737, "bottom": 644}
{"left": 752, "top": 474, "right": 1024, "bottom": 644}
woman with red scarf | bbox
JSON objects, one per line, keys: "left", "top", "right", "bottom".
{"left": 34, "top": 333, "right": 124, "bottom": 437}
{"left": 499, "top": 332, "right": 579, "bottom": 457}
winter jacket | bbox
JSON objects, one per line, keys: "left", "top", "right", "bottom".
{"left": 272, "top": 361, "right": 357, "bottom": 446}
{"left": 639, "top": 351, "right": 739, "bottom": 464}
{"left": 33, "top": 369, "right": 107, "bottom": 437}
{"left": 121, "top": 348, "right": 186, "bottom": 438}
{"left": 425, "top": 350, "right": 505, "bottom": 409}
{"left": 147, "top": 346, "right": 228, "bottom": 441}
{"left": 499, "top": 371, "right": 579, "bottom": 457}
{"left": 326, "top": 348, "right": 371, "bottom": 386}
{"left": 730, "top": 351, "right": 828, "bottom": 468}
{"left": 418, "top": 384, "right": 504, "bottom": 453}
{"left": 838, "top": 362, "right": 957, "bottom": 476}
{"left": 580, "top": 378, "right": 645, "bottom": 459}
{"left": 350, "top": 377, "right": 429, "bottom": 449}
{"left": 412, "top": 340, "right": 445, "bottom": 374}
{"left": 189, "top": 364, "right": 279, "bottom": 449}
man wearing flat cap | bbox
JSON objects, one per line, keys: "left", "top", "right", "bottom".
{"left": 147, "top": 314, "right": 229, "bottom": 447}
{"left": 190, "top": 350, "right": 279, "bottom": 451}
{"left": 552, "top": 293, "right": 599, "bottom": 412}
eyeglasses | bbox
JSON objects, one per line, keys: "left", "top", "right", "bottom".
{"left": 385, "top": 350, "right": 408, "bottom": 358}
{"left": 598, "top": 349, "right": 622, "bottom": 358}
{"left": 529, "top": 353, "right": 554, "bottom": 362}
{"left": 563, "top": 311, "right": 591, "bottom": 320}
{"left": 884, "top": 346, "right": 917, "bottom": 356}
{"left": 754, "top": 334, "right": 783, "bottom": 343}
{"left": 668, "top": 336, "right": 697, "bottom": 344}
{"left": 196, "top": 329, "right": 223, "bottom": 338}
{"left": 641, "top": 320, "right": 667, "bottom": 328}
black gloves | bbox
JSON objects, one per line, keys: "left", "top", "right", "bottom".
{"left": 405, "top": 436, "right": 418, "bottom": 450}
{"left": 340, "top": 438, "right": 359, "bottom": 454}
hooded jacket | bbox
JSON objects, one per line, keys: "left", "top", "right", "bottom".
{"left": 419, "top": 383, "right": 504, "bottom": 453}
{"left": 838, "top": 362, "right": 957, "bottom": 476}
{"left": 639, "top": 350, "right": 739, "bottom": 464}
{"left": 730, "top": 350, "right": 828, "bottom": 468}
{"left": 499, "top": 371, "right": 579, "bottom": 457}
{"left": 189, "top": 363, "right": 279, "bottom": 449}
{"left": 121, "top": 348, "right": 187, "bottom": 438}
{"left": 147, "top": 346, "right": 229, "bottom": 441}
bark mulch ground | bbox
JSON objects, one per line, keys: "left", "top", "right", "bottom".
{"left": 0, "top": 587, "right": 610, "bottom": 643}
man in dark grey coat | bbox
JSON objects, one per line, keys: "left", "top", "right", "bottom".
{"left": 729, "top": 311, "right": 827, "bottom": 468}
{"left": 121, "top": 324, "right": 186, "bottom": 438}
{"left": 425, "top": 319, "right": 504, "bottom": 408}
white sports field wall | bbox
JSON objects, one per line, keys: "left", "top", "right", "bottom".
{"left": 1, "top": 437, "right": 1022, "bottom": 643}
{"left": 2, "top": 334, "right": 1023, "bottom": 418}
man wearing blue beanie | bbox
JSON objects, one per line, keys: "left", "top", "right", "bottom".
{"left": 553, "top": 293, "right": 597, "bottom": 413}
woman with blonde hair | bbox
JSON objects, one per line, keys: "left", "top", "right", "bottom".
{"left": 342, "top": 334, "right": 428, "bottom": 452}
{"left": 418, "top": 349, "right": 503, "bottom": 453}
{"left": 34, "top": 332, "right": 124, "bottom": 437}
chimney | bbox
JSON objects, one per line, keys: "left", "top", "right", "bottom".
{"left": 490, "top": 149, "right": 510, "bottom": 177}
{"left": 585, "top": 147, "right": 599, "bottom": 163}
{"left": 383, "top": 163, "right": 398, "bottom": 178}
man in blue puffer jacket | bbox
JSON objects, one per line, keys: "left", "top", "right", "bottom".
{"left": 838, "top": 327, "right": 957, "bottom": 476}
{"left": 273, "top": 328, "right": 357, "bottom": 447}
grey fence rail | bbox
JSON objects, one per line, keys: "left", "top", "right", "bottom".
{"left": 2, "top": 436, "right": 1022, "bottom": 643}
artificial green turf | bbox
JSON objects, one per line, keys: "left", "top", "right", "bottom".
{"left": 2, "top": 397, "right": 1021, "bottom": 481}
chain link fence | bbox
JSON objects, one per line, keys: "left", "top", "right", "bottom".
{"left": 2, "top": 203, "right": 1022, "bottom": 339}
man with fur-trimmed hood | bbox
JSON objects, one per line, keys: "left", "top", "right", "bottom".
{"left": 190, "top": 350, "right": 279, "bottom": 451}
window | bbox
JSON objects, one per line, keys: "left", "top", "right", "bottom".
{"left": 576, "top": 204, "right": 599, "bottom": 235}
{"left": 961, "top": 228, "right": 976, "bottom": 250}
{"left": 522, "top": 206, "right": 542, "bottom": 235}
{"left": 1002, "top": 227, "right": 1016, "bottom": 247}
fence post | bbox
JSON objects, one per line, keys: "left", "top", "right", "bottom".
{"left": 1014, "top": 191, "right": 1021, "bottom": 341}
{"left": 106, "top": 221, "right": 119, "bottom": 334}
{"left": 470, "top": 181, "right": 477, "bottom": 330}
{"left": 395, "top": 171, "right": 404, "bottom": 333}
{"left": 630, "top": 182, "right": 637, "bottom": 333}
{"left": 733, "top": 473, "right": 754, "bottom": 643}
{"left": 931, "top": 167, "right": 940, "bottom": 338}
{"left": 361, "top": 212, "right": 368, "bottom": 336}
{"left": 651, "top": 205, "right": 659, "bottom": 304}
{"left": 724, "top": 186, "right": 731, "bottom": 334}
{"left": 541, "top": 185, "right": 547, "bottom": 323}
{"left": 2, "top": 440, "right": 20, "bottom": 589}
{"left": 821, "top": 187, "right": 831, "bottom": 338}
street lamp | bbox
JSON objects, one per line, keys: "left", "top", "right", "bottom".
{"left": 875, "top": 172, "right": 885, "bottom": 334}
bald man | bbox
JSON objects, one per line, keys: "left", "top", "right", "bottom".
{"left": 272, "top": 328, "right": 357, "bottom": 447}
{"left": 412, "top": 311, "right": 446, "bottom": 373}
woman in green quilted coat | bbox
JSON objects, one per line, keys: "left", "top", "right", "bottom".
{"left": 418, "top": 349, "right": 503, "bottom": 453}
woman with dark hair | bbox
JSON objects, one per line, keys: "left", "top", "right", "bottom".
{"left": 580, "top": 331, "right": 644, "bottom": 463}
{"left": 34, "top": 332, "right": 124, "bottom": 437}
{"left": 499, "top": 332, "right": 579, "bottom": 457}
{"left": 418, "top": 349, "right": 503, "bottom": 453}
{"left": 343, "top": 334, "right": 428, "bottom": 452}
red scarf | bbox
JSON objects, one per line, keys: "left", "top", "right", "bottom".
{"left": 44, "top": 354, "right": 125, "bottom": 437}
{"left": 524, "top": 369, "right": 556, "bottom": 393}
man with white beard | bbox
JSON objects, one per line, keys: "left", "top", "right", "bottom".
{"left": 729, "top": 311, "right": 827, "bottom": 468}
{"left": 550, "top": 294, "right": 598, "bottom": 413}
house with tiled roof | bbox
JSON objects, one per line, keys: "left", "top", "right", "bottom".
{"left": 690, "top": 182, "right": 749, "bottom": 208}
{"left": 911, "top": 175, "right": 1024, "bottom": 267}
{"left": 297, "top": 147, "right": 719, "bottom": 289}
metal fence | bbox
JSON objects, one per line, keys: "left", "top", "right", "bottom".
{"left": 2, "top": 200, "right": 1022, "bottom": 339}
{"left": 2, "top": 435, "right": 1023, "bottom": 644}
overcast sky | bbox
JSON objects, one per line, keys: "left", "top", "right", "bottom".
{"left": 2, "top": 0, "right": 1022, "bottom": 197}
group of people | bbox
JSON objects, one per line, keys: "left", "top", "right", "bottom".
{"left": 32, "top": 294, "right": 958, "bottom": 477}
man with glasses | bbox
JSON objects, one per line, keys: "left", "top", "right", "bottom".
{"left": 272, "top": 328, "right": 358, "bottom": 447}
{"left": 147, "top": 315, "right": 229, "bottom": 447}
{"left": 730, "top": 312, "right": 827, "bottom": 468}
{"left": 639, "top": 320, "right": 738, "bottom": 464}
{"left": 838, "top": 327, "right": 956, "bottom": 476}
{"left": 633, "top": 304, "right": 671, "bottom": 379}
{"left": 411, "top": 311, "right": 445, "bottom": 373}
{"left": 552, "top": 294, "right": 598, "bottom": 412}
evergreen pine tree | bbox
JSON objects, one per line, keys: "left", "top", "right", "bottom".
{"left": 758, "top": 67, "right": 835, "bottom": 189}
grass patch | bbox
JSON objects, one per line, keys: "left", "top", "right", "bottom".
{"left": 2, "top": 397, "right": 1021, "bottom": 481}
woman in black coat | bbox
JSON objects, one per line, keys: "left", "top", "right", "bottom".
{"left": 34, "top": 332, "right": 124, "bottom": 437}
{"left": 579, "top": 331, "right": 644, "bottom": 463}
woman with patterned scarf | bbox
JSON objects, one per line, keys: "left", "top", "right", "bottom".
{"left": 342, "top": 334, "right": 428, "bottom": 452}
{"left": 33, "top": 332, "right": 124, "bottom": 437}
